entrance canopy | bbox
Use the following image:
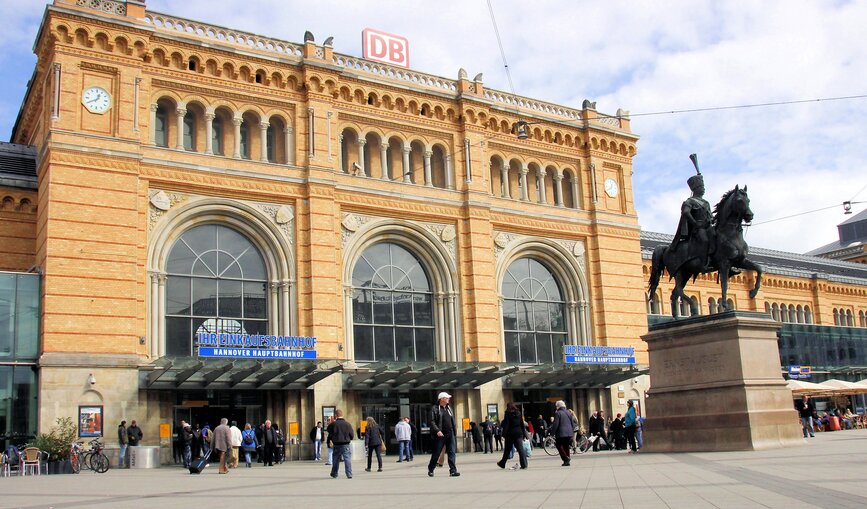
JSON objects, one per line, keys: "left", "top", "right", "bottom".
{"left": 342, "top": 362, "right": 518, "bottom": 391}
{"left": 502, "top": 363, "right": 647, "bottom": 390}
{"left": 140, "top": 356, "right": 342, "bottom": 390}
{"left": 139, "top": 358, "right": 646, "bottom": 391}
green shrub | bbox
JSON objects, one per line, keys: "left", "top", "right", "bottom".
{"left": 26, "top": 417, "right": 77, "bottom": 461}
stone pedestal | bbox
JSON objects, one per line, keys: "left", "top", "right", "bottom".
{"left": 641, "top": 311, "right": 802, "bottom": 452}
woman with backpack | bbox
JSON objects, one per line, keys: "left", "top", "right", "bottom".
{"left": 241, "top": 423, "right": 258, "bottom": 468}
{"left": 201, "top": 424, "right": 212, "bottom": 458}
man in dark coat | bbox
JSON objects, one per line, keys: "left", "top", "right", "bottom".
{"left": 797, "top": 395, "right": 816, "bottom": 438}
{"left": 550, "top": 401, "right": 574, "bottom": 466}
{"left": 329, "top": 409, "right": 355, "bottom": 479}
{"left": 589, "top": 411, "right": 605, "bottom": 451}
{"left": 180, "top": 420, "right": 193, "bottom": 468}
{"left": 117, "top": 420, "right": 128, "bottom": 468}
{"left": 427, "top": 392, "right": 459, "bottom": 477}
{"left": 481, "top": 417, "right": 494, "bottom": 454}
{"left": 127, "top": 420, "right": 143, "bottom": 446}
{"left": 261, "top": 419, "right": 277, "bottom": 466}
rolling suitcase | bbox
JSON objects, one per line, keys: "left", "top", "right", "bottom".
{"left": 189, "top": 449, "right": 212, "bottom": 474}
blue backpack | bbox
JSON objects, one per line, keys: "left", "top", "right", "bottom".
{"left": 4, "top": 445, "right": 20, "bottom": 465}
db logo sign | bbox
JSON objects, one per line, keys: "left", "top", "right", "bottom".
{"left": 362, "top": 28, "right": 410, "bottom": 68}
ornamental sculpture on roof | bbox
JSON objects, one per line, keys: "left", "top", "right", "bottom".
{"left": 647, "top": 154, "right": 763, "bottom": 317}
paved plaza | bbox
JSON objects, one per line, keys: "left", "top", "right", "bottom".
{"left": 4, "top": 430, "right": 867, "bottom": 509}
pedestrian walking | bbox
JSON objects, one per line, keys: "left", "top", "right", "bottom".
{"left": 481, "top": 417, "right": 494, "bottom": 453}
{"left": 229, "top": 420, "right": 242, "bottom": 467}
{"left": 470, "top": 422, "right": 483, "bottom": 452}
{"left": 117, "top": 420, "right": 128, "bottom": 468}
{"left": 241, "top": 423, "right": 258, "bottom": 467}
{"left": 624, "top": 400, "right": 638, "bottom": 453}
{"left": 550, "top": 401, "right": 574, "bottom": 466}
{"left": 201, "top": 424, "right": 212, "bottom": 458}
{"left": 427, "top": 392, "right": 460, "bottom": 477}
{"left": 364, "top": 416, "right": 384, "bottom": 472}
{"left": 494, "top": 422, "right": 503, "bottom": 451}
{"left": 329, "top": 409, "right": 354, "bottom": 479}
{"left": 797, "top": 395, "right": 816, "bottom": 438}
{"left": 261, "top": 420, "right": 277, "bottom": 466}
{"left": 395, "top": 417, "right": 412, "bottom": 462}
{"left": 310, "top": 421, "right": 323, "bottom": 461}
{"left": 325, "top": 416, "right": 335, "bottom": 465}
{"left": 180, "top": 420, "right": 193, "bottom": 468}
{"left": 406, "top": 417, "right": 416, "bottom": 461}
{"left": 497, "top": 402, "right": 528, "bottom": 470}
{"left": 212, "top": 418, "right": 232, "bottom": 474}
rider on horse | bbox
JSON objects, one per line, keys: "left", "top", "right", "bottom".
{"left": 670, "top": 165, "right": 715, "bottom": 273}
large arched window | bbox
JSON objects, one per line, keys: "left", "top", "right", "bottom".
{"left": 240, "top": 121, "right": 250, "bottom": 159}
{"left": 501, "top": 258, "right": 567, "bottom": 364}
{"left": 351, "top": 243, "right": 434, "bottom": 362}
{"left": 212, "top": 116, "right": 224, "bottom": 156}
{"left": 183, "top": 110, "right": 196, "bottom": 151}
{"left": 164, "top": 224, "right": 268, "bottom": 356}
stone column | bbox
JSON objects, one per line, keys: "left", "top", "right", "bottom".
{"left": 536, "top": 168, "right": 547, "bottom": 204}
{"left": 519, "top": 165, "right": 530, "bottom": 201}
{"left": 232, "top": 117, "right": 242, "bottom": 158}
{"left": 435, "top": 293, "right": 447, "bottom": 361}
{"left": 357, "top": 138, "right": 367, "bottom": 176}
{"left": 571, "top": 176, "right": 580, "bottom": 209}
{"left": 553, "top": 170, "right": 564, "bottom": 206}
{"left": 175, "top": 108, "right": 187, "bottom": 150}
{"left": 204, "top": 112, "right": 215, "bottom": 155}
{"left": 149, "top": 104, "right": 158, "bottom": 145}
{"left": 157, "top": 274, "right": 167, "bottom": 358}
{"left": 280, "top": 281, "right": 291, "bottom": 335}
{"left": 402, "top": 145, "right": 412, "bottom": 183}
{"left": 380, "top": 143, "right": 389, "bottom": 180}
{"left": 259, "top": 122, "right": 270, "bottom": 162}
{"left": 445, "top": 154, "right": 454, "bottom": 189}
{"left": 343, "top": 286, "right": 355, "bottom": 358}
{"left": 338, "top": 134, "right": 345, "bottom": 172}
{"left": 149, "top": 272, "right": 160, "bottom": 358}
{"left": 284, "top": 126, "right": 295, "bottom": 165}
{"left": 268, "top": 282, "right": 279, "bottom": 335}
{"left": 500, "top": 164, "right": 510, "bottom": 198}
{"left": 423, "top": 150, "right": 433, "bottom": 187}
{"left": 447, "top": 293, "right": 458, "bottom": 361}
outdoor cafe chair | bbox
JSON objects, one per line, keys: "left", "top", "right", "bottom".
{"left": 21, "top": 447, "right": 42, "bottom": 476}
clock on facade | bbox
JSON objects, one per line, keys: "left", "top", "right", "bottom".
{"left": 81, "top": 86, "right": 112, "bottom": 114}
{"left": 604, "top": 178, "right": 619, "bottom": 198}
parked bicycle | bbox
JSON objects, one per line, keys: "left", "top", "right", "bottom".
{"left": 543, "top": 427, "right": 591, "bottom": 457}
{"left": 70, "top": 438, "right": 109, "bottom": 473}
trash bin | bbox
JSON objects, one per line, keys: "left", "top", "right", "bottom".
{"left": 130, "top": 446, "right": 161, "bottom": 468}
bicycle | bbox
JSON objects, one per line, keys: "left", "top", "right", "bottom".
{"left": 543, "top": 428, "right": 591, "bottom": 456}
{"left": 71, "top": 439, "right": 110, "bottom": 473}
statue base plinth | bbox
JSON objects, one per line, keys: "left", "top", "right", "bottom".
{"left": 641, "top": 311, "right": 803, "bottom": 452}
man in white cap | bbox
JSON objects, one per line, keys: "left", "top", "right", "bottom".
{"left": 427, "top": 392, "right": 460, "bottom": 477}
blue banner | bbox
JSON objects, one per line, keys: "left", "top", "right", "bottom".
{"left": 198, "top": 347, "right": 317, "bottom": 359}
{"left": 565, "top": 355, "right": 635, "bottom": 365}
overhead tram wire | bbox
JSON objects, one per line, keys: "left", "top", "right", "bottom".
{"left": 748, "top": 201, "right": 866, "bottom": 227}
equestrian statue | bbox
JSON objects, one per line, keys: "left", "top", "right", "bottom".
{"left": 647, "top": 154, "right": 763, "bottom": 317}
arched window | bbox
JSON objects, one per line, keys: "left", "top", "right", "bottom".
{"left": 351, "top": 243, "right": 434, "bottom": 362}
{"left": 155, "top": 105, "right": 168, "bottom": 147}
{"left": 846, "top": 309, "right": 854, "bottom": 327}
{"left": 805, "top": 306, "right": 813, "bottom": 324}
{"left": 781, "top": 305, "right": 789, "bottom": 323}
{"left": 240, "top": 121, "right": 250, "bottom": 159}
{"left": 772, "top": 304, "right": 780, "bottom": 321}
{"left": 183, "top": 110, "right": 196, "bottom": 151}
{"left": 727, "top": 299, "right": 735, "bottom": 310}
{"left": 708, "top": 298, "right": 717, "bottom": 315}
{"left": 501, "top": 258, "right": 567, "bottom": 364}
{"left": 164, "top": 224, "right": 268, "bottom": 356}
{"left": 650, "top": 293, "right": 661, "bottom": 315}
{"left": 212, "top": 116, "right": 224, "bottom": 156}
{"left": 797, "top": 305, "right": 805, "bottom": 324}
{"left": 833, "top": 308, "right": 840, "bottom": 326}
{"left": 860, "top": 310, "right": 866, "bottom": 328}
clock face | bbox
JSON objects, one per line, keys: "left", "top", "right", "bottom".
{"left": 604, "top": 178, "right": 619, "bottom": 198}
{"left": 82, "top": 86, "right": 111, "bottom": 114}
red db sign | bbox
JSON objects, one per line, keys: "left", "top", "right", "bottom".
{"left": 362, "top": 28, "right": 410, "bottom": 68}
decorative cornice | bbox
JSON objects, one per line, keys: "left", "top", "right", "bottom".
{"left": 150, "top": 78, "right": 299, "bottom": 110}
{"left": 79, "top": 61, "right": 119, "bottom": 74}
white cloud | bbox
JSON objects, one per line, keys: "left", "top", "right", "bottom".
{"left": 2, "top": 0, "right": 864, "bottom": 254}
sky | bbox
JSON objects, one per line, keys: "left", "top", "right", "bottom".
{"left": 2, "top": 0, "right": 865, "bottom": 255}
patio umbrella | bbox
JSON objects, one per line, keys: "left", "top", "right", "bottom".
{"left": 786, "top": 379, "right": 829, "bottom": 395}
{"left": 818, "top": 379, "right": 867, "bottom": 395}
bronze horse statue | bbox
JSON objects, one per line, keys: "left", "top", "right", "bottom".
{"left": 648, "top": 185, "right": 762, "bottom": 317}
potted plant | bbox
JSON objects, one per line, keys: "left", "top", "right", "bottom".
{"left": 26, "top": 417, "right": 77, "bottom": 474}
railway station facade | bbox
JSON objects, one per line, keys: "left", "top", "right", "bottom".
{"left": 2, "top": 0, "right": 648, "bottom": 455}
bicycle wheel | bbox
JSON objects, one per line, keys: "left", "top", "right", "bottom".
{"left": 543, "top": 436, "right": 558, "bottom": 456}
{"left": 94, "top": 453, "right": 110, "bottom": 473}
{"left": 577, "top": 436, "right": 591, "bottom": 454}
{"left": 71, "top": 453, "right": 81, "bottom": 474}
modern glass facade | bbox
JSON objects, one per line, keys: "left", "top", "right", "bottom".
{"left": 0, "top": 272, "right": 40, "bottom": 448}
